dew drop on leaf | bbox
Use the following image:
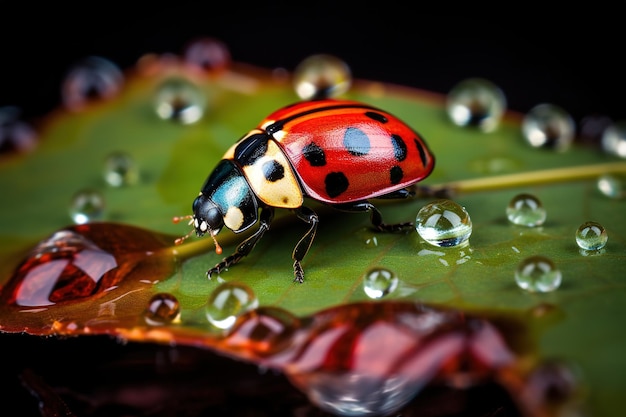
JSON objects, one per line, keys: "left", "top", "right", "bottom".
{"left": 522, "top": 103, "right": 575, "bottom": 152}
{"left": 515, "top": 255, "right": 562, "bottom": 293}
{"left": 293, "top": 54, "right": 352, "bottom": 100}
{"left": 597, "top": 173, "right": 626, "bottom": 199}
{"left": 415, "top": 199, "right": 472, "bottom": 247}
{"left": 103, "top": 151, "right": 139, "bottom": 187}
{"left": 601, "top": 120, "right": 626, "bottom": 158}
{"left": 144, "top": 292, "right": 180, "bottom": 325}
{"left": 575, "top": 221, "right": 608, "bottom": 251}
{"left": 362, "top": 267, "right": 399, "bottom": 299}
{"left": 446, "top": 77, "right": 506, "bottom": 133}
{"left": 154, "top": 77, "right": 206, "bottom": 124}
{"left": 506, "top": 193, "right": 546, "bottom": 227}
{"left": 183, "top": 37, "right": 231, "bottom": 74}
{"left": 0, "top": 106, "right": 37, "bottom": 154}
{"left": 69, "top": 188, "right": 105, "bottom": 224}
{"left": 205, "top": 282, "right": 258, "bottom": 330}
{"left": 62, "top": 56, "right": 124, "bottom": 111}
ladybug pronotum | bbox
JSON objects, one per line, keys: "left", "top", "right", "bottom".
{"left": 175, "top": 99, "right": 435, "bottom": 283}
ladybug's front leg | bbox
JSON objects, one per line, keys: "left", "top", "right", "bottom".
{"left": 334, "top": 201, "right": 413, "bottom": 233}
{"left": 207, "top": 207, "right": 274, "bottom": 279}
{"left": 291, "top": 206, "right": 319, "bottom": 284}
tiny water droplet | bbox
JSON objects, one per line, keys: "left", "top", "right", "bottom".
{"left": 103, "top": 151, "right": 139, "bottom": 187}
{"left": 601, "top": 120, "right": 626, "bottom": 158}
{"left": 597, "top": 173, "right": 626, "bottom": 199}
{"left": 363, "top": 267, "right": 399, "bottom": 299}
{"left": 183, "top": 37, "right": 231, "bottom": 74}
{"left": 506, "top": 193, "right": 546, "bottom": 227}
{"left": 522, "top": 103, "right": 575, "bottom": 151}
{"left": 0, "top": 106, "right": 37, "bottom": 154}
{"left": 515, "top": 255, "right": 562, "bottom": 293}
{"left": 144, "top": 293, "right": 180, "bottom": 325}
{"left": 575, "top": 221, "right": 607, "bottom": 251}
{"left": 205, "top": 282, "right": 258, "bottom": 330}
{"left": 293, "top": 54, "right": 352, "bottom": 100}
{"left": 446, "top": 78, "right": 506, "bottom": 132}
{"left": 62, "top": 56, "right": 123, "bottom": 111}
{"left": 415, "top": 199, "right": 472, "bottom": 247}
{"left": 69, "top": 189, "right": 105, "bottom": 224}
{"left": 364, "top": 236, "right": 378, "bottom": 248}
{"left": 154, "top": 77, "right": 206, "bottom": 124}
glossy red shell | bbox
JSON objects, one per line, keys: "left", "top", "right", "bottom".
{"left": 260, "top": 99, "right": 435, "bottom": 204}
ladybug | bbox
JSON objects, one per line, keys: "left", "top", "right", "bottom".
{"left": 175, "top": 99, "right": 435, "bottom": 283}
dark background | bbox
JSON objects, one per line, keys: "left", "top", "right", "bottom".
{"left": 0, "top": 8, "right": 623, "bottom": 128}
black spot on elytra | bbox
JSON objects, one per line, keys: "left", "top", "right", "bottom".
{"left": 262, "top": 160, "right": 285, "bottom": 182}
{"left": 235, "top": 133, "right": 269, "bottom": 166}
{"left": 325, "top": 172, "right": 349, "bottom": 198}
{"left": 390, "top": 165, "right": 403, "bottom": 184}
{"left": 303, "top": 142, "right": 326, "bottom": 166}
{"left": 343, "top": 127, "right": 370, "bottom": 156}
{"left": 391, "top": 134, "right": 407, "bottom": 161}
{"left": 415, "top": 138, "right": 428, "bottom": 167}
{"left": 365, "top": 111, "right": 388, "bottom": 123}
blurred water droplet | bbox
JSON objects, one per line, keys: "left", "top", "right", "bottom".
{"left": 579, "top": 114, "right": 613, "bottom": 146}
{"left": 415, "top": 199, "right": 472, "bottom": 247}
{"left": 154, "top": 77, "right": 206, "bottom": 124}
{"left": 522, "top": 103, "right": 575, "bottom": 151}
{"left": 144, "top": 292, "right": 180, "bottom": 325}
{"left": 506, "top": 193, "right": 546, "bottom": 227}
{"left": 515, "top": 255, "right": 562, "bottom": 293}
{"left": 575, "top": 221, "right": 607, "bottom": 251}
{"left": 206, "top": 282, "right": 258, "bottom": 330}
{"left": 62, "top": 56, "right": 123, "bottom": 111}
{"left": 446, "top": 78, "right": 506, "bottom": 132}
{"left": 364, "top": 236, "right": 378, "bottom": 248}
{"left": 601, "top": 120, "right": 626, "bottom": 158}
{"left": 293, "top": 54, "right": 352, "bottom": 100}
{"left": 103, "top": 151, "right": 139, "bottom": 187}
{"left": 69, "top": 189, "right": 105, "bottom": 224}
{"left": 183, "top": 37, "right": 231, "bottom": 74}
{"left": 597, "top": 173, "right": 626, "bottom": 199}
{"left": 363, "top": 267, "right": 398, "bottom": 299}
{"left": 0, "top": 106, "right": 37, "bottom": 154}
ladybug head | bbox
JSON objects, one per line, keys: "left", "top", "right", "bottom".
{"left": 172, "top": 193, "right": 224, "bottom": 254}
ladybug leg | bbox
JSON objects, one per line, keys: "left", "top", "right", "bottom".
{"left": 207, "top": 207, "right": 274, "bottom": 279}
{"left": 291, "top": 206, "right": 319, "bottom": 284}
{"left": 334, "top": 201, "right": 413, "bottom": 233}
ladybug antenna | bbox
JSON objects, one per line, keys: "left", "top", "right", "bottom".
{"left": 172, "top": 214, "right": 222, "bottom": 255}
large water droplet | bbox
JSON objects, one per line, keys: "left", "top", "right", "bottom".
{"left": 522, "top": 103, "right": 575, "bottom": 152}
{"left": 293, "top": 54, "right": 352, "bottom": 100}
{"left": 103, "top": 151, "right": 139, "bottom": 187}
{"left": 415, "top": 199, "right": 472, "bottom": 247}
{"left": 183, "top": 37, "right": 231, "bottom": 74}
{"left": 506, "top": 193, "right": 546, "bottom": 227}
{"left": 446, "top": 78, "right": 506, "bottom": 132}
{"left": 597, "top": 173, "right": 626, "bottom": 199}
{"left": 363, "top": 267, "right": 399, "bottom": 299}
{"left": 154, "top": 77, "right": 206, "bottom": 124}
{"left": 144, "top": 293, "right": 180, "bottom": 325}
{"left": 515, "top": 255, "right": 562, "bottom": 293}
{"left": 69, "top": 188, "right": 105, "bottom": 224}
{"left": 206, "top": 282, "right": 258, "bottom": 330}
{"left": 601, "top": 120, "right": 626, "bottom": 158}
{"left": 0, "top": 106, "right": 37, "bottom": 154}
{"left": 62, "top": 56, "right": 124, "bottom": 111}
{"left": 575, "top": 221, "right": 608, "bottom": 251}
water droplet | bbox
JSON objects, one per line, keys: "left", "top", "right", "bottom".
{"left": 293, "top": 54, "right": 352, "bottom": 100}
{"left": 3, "top": 230, "right": 119, "bottom": 307}
{"left": 69, "top": 189, "right": 105, "bottom": 224}
{"left": 206, "top": 282, "right": 258, "bottom": 330}
{"left": 62, "top": 56, "right": 124, "bottom": 111}
{"left": 446, "top": 78, "right": 506, "bottom": 132}
{"left": 0, "top": 106, "right": 37, "bottom": 154}
{"left": 363, "top": 267, "right": 399, "bottom": 299}
{"left": 601, "top": 120, "right": 626, "bottom": 158}
{"left": 415, "top": 199, "right": 472, "bottom": 247}
{"left": 154, "top": 77, "right": 206, "bottom": 124}
{"left": 103, "top": 151, "right": 139, "bottom": 187}
{"left": 597, "top": 173, "right": 626, "bottom": 199}
{"left": 522, "top": 103, "right": 575, "bottom": 152}
{"left": 144, "top": 293, "right": 180, "bottom": 325}
{"left": 506, "top": 193, "right": 546, "bottom": 227}
{"left": 521, "top": 359, "right": 583, "bottom": 411}
{"left": 575, "top": 221, "right": 608, "bottom": 251}
{"left": 183, "top": 37, "right": 231, "bottom": 74}
{"left": 579, "top": 114, "right": 613, "bottom": 146}
{"left": 515, "top": 255, "right": 562, "bottom": 293}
